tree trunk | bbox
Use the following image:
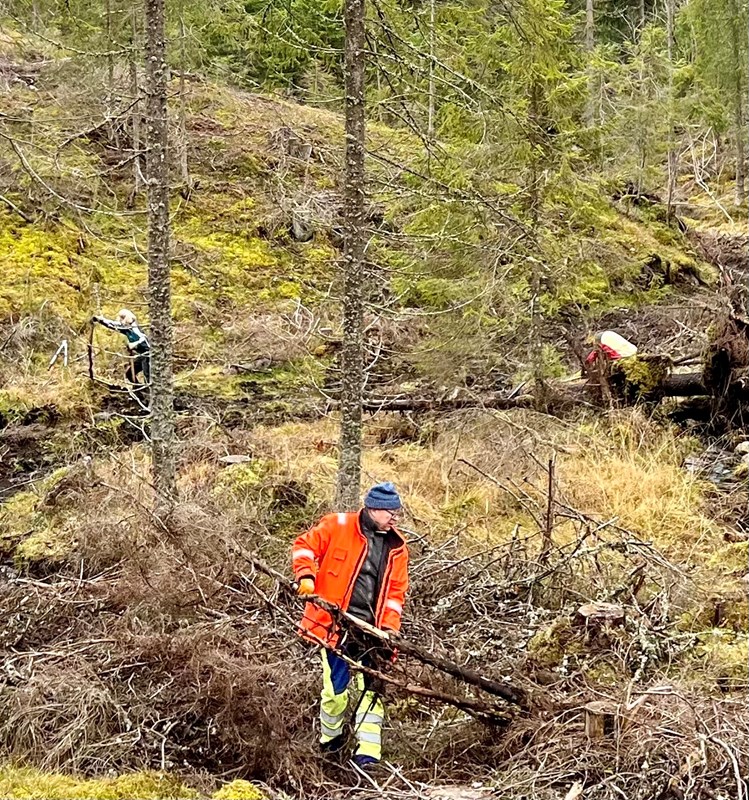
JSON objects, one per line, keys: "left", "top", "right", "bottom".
{"left": 665, "top": 0, "right": 677, "bottom": 223}
{"left": 733, "top": 113, "right": 745, "bottom": 206}
{"left": 731, "top": 0, "right": 746, "bottom": 206}
{"left": 130, "top": 9, "right": 142, "bottom": 194}
{"left": 144, "top": 0, "right": 177, "bottom": 517}
{"left": 105, "top": 0, "right": 115, "bottom": 134}
{"left": 178, "top": 15, "right": 190, "bottom": 189}
{"left": 527, "top": 81, "right": 547, "bottom": 410}
{"left": 427, "top": 0, "right": 436, "bottom": 140}
{"left": 584, "top": 0, "right": 596, "bottom": 128}
{"left": 335, "top": 0, "right": 367, "bottom": 511}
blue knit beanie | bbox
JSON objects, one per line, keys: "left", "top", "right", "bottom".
{"left": 364, "top": 481, "right": 402, "bottom": 510}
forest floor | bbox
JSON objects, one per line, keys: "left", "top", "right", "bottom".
{"left": 0, "top": 27, "right": 747, "bottom": 800}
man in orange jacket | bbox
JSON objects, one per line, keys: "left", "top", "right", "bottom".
{"left": 291, "top": 482, "right": 409, "bottom": 769}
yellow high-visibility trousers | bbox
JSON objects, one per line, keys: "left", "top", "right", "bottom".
{"left": 320, "top": 649, "right": 384, "bottom": 760}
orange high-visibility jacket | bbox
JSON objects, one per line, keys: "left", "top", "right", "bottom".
{"left": 292, "top": 511, "right": 409, "bottom": 645}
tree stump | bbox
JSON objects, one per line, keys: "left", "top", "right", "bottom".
{"left": 576, "top": 602, "right": 625, "bottom": 627}
{"left": 584, "top": 700, "right": 618, "bottom": 741}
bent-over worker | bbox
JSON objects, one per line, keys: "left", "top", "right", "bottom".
{"left": 585, "top": 330, "right": 638, "bottom": 365}
{"left": 292, "top": 482, "right": 409, "bottom": 770}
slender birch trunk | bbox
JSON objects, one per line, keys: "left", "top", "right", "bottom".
{"left": 427, "top": 0, "right": 436, "bottom": 140}
{"left": 130, "top": 8, "right": 143, "bottom": 194}
{"left": 178, "top": 14, "right": 190, "bottom": 188}
{"left": 731, "top": 0, "right": 746, "bottom": 205}
{"left": 584, "top": 0, "right": 596, "bottom": 129}
{"left": 665, "top": 0, "right": 677, "bottom": 223}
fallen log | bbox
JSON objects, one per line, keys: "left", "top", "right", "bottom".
{"left": 662, "top": 372, "right": 708, "bottom": 396}
{"left": 354, "top": 371, "right": 749, "bottom": 415}
{"left": 361, "top": 392, "right": 534, "bottom": 413}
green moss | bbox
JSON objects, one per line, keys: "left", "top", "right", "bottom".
{"left": 613, "top": 355, "right": 672, "bottom": 400}
{"left": 0, "top": 467, "right": 79, "bottom": 565}
{"left": 0, "top": 390, "right": 32, "bottom": 426}
{"left": 38, "top": 467, "right": 71, "bottom": 494}
{"left": 398, "top": 277, "right": 457, "bottom": 310}
{"left": 707, "top": 542, "right": 749, "bottom": 576}
{"left": 236, "top": 356, "right": 326, "bottom": 399}
{"left": 0, "top": 491, "right": 41, "bottom": 556}
{"left": 543, "top": 264, "right": 611, "bottom": 315}
{"left": 0, "top": 219, "right": 85, "bottom": 322}
{"left": 212, "top": 780, "right": 267, "bottom": 800}
{"left": 690, "top": 630, "right": 749, "bottom": 685}
{"left": 537, "top": 344, "right": 568, "bottom": 380}
{"left": 394, "top": 276, "right": 479, "bottom": 311}
{"left": 527, "top": 618, "right": 581, "bottom": 668}
{"left": 677, "top": 587, "right": 749, "bottom": 634}
{"left": 78, "top": 414, "right": 127, "bottom": 448}
{"left": 0, "top": 212, "right": 148, "bottom": 327}
{"left": 174, "top": 366, "right": 244, "bottom": 400}
{"left": 585, "top": 659, "right": 620, "bottom": 685}
{"left": 14, "top": 526, "right": 73, "bottom": 566}
{"left": 213, "top": 459, "right": 274, "bottom": 501}
{"left": 0, "top": 767, "right": 196, "bottom": 799}
{"left": 256, "top": 279, "right": 302, "bottom": 303}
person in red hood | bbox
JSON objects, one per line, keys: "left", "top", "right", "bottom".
{"left": 291, "top": 482, "right": 409, "bottom": 770}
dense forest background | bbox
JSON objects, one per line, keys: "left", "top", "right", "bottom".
{"left": 1, "top": 0, "right": 748, "bottom": 390}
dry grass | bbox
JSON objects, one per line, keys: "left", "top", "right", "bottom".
{"left": 244, "top": 408, "right": 731, "bottom": 558}
{"left": 558, "top": 410, "right": 724, "bottom": 562}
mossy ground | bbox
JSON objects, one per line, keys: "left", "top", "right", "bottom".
{"left": 0, "top": 768, "right": 197, "bottom": 800}
{"left": 0, "top": 768, "right": 273, "bottom": 800}
{"left": 0, "top": 54, "right": 717, "bottom": 420}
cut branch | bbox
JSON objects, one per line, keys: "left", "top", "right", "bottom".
{"left": 231, "top": 540, "right": 527, "bottom": 708}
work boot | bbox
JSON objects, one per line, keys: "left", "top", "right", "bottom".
{"left": 351, "top": 754, "right": 387, "bottom": 777}
{"left": 320, "top": 734, "right": 346, "bottom": 757}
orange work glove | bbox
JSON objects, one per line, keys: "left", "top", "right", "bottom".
{"left": 296, "top": 577, "right": 315, "bottom": 597}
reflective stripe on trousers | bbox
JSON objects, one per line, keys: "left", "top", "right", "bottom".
{"left": 319, "top": 649, "right": 384, "bottom": 760}
{"left": 353, "top": 672, "right": 384, "bottom": 759}
{"left": 320, "top": 649, "right": 348, "bottom": 741}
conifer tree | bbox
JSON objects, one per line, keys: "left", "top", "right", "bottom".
{"left": 336, "top": 0, "right": 367, "bottom": 510}
{"left": 144, "top": 0, "right": 177, "bottom": 516}
{"left": 687, "top": 0, "right": 748, "bottom": 205}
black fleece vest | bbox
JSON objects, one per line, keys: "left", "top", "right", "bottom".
{"left": 347, "top": 510, "right": 399, "bottom": 625}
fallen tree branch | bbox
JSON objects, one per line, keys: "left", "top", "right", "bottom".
{"left": 231, "top": 539, "right": 527, "bottom": 707}
{"left": 235, "top": 566, "right": 514, "bottom": 724}
{"left": 359, "top": 392, "right": 534, "bottom": 412}
{"left": 0, "top": 192, "right": 32, "bottom": 223}
{"left": 344, "top": 371, "right": 739, "bottom": 415}
{"left": 329, "top": 642, "right": 513, "bottom": 723}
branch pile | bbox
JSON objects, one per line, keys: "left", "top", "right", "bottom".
{"left": 0, "top": 455, "right": 745, "bottom": 798}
